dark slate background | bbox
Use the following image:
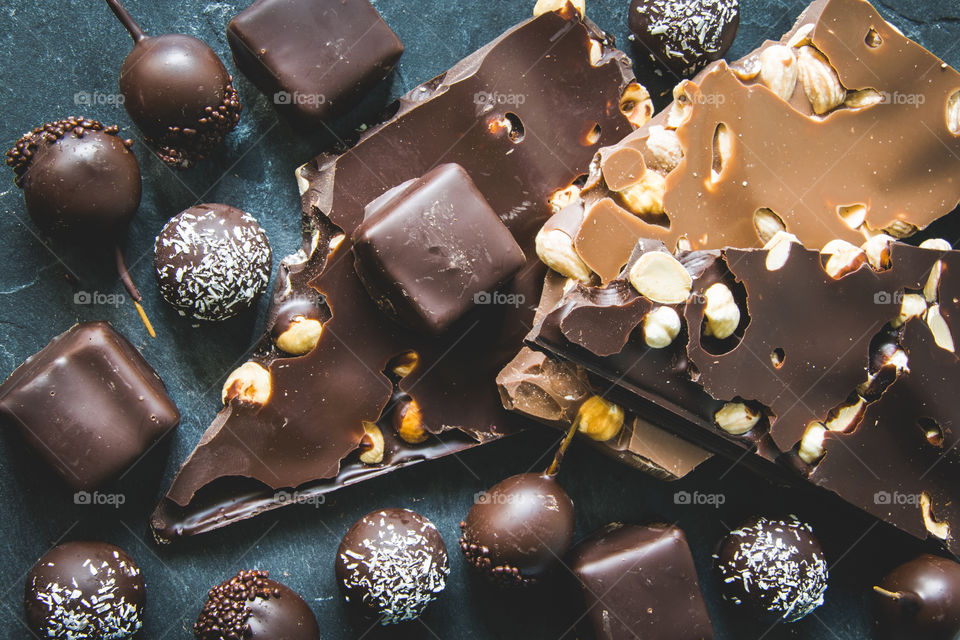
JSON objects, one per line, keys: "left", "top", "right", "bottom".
{"left": 1, "top": 0, "right": 959, "bottom": 638}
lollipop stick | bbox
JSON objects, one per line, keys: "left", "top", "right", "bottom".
{"left": 104, "top": 0, "right": 147, "bottom": 42}
{"left": 546, "top": 413, "right": 582, "bottom": 477}
{"left": 115, "top": 245, "right": 156, "bottom": 338}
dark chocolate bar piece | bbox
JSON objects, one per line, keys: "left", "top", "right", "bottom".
{"left": 0, "top": 322, "right": 179, "bottom": 491}
{"left": 151, "top": 7, "right": 640, "bottom": 542}
{"left": 352, "top": 163, "right": 526, "bottom": 333}
{"left": 569, "top": 523, "right": 714, "bottom": 640}
{"left": 227, "top": 0, "right": 403, "bottom": 124}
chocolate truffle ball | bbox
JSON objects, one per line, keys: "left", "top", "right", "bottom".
{"left": 873, "top": 554, "right": 960, "bottom": 640}
{"left": 25, "top": 541, "right": 145, "bottom": 640}
{"left": 5, "top": 117, "right": 141, "bottom": 238}
{"left": 194, "top": 570, "right": 320, "bottom": 640}
{"left": 107, "top": 0, "right": 241, "bottom": 168}
{"left": 335, "top": 508, "right": 449, "bottom": 624}
{"left": 154, "top": 204, "right": 272, "bottom": 322}
{"left": 715, "top": 516, "right": 828, "bottom": 623}
{"left": 459, "top": 473, "right": 575, "bottom": 587}
{"left": 629, "top": 0, "right": 740, "bottom": 77}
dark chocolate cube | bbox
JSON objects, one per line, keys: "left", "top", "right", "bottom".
{"left": 227, "top": 0, "right": 404, "bottom": 124}
{"left": 0, "top": 322, "right": 180, "bottom": 491}
{"left": 352, "top": 163, "right": 526, "bottom": 333}
{"left": 570, "top": 523, "right": 715, "bottom": 640}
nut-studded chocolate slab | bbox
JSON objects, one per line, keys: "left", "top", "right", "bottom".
{"left": 528, "top": 239, "right": 960, "bottom": 551}
{"left": 537, "top": 0, "right": 960, "bottom": 287}
{"left": 150, "top": 6, "right": 639, "bottom": 542}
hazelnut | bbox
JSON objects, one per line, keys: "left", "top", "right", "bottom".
{"left": 821, "top": 239, "right": 867, "bottom": 278}
{"left": 730, "top": 54, "right": 761, "bottom": 81}
{"left": 535, "top": 228, "right": 593, "bottom": 283}
{"left": 359, "top": 421, "right": 385, "bottom": 464}
{"left": 628, "top": 252, "right": 692, "bottom": 305}
{"left": 274, "top": 316, "right": 324, "bottom": 356}
{"left": 645, "top": 126, "right": 684, "bottom": 174}
{"left": 948, "top": 90, "right": 960, "bottom": 136}
{"left": 919, "top": 238, "right": 952, "bottom": 252}
{"left": 920, "top": 493, "right": 950, "bottom": 540}
{"left": 754, "top": 208, "right": 787, "bottom": 245}
{"left": 837, "top": 203, "right": 867, "bottom": 230}
{"left": 710, "top": 123, "right": 734, "bottom": 184}
{"left": 714, "top": 402, "right": 760, "bottom": 436}
{"left": 620, "top": 83, "right": 654, "bottom": 129}
{"left": 390, "top": 351, "right": 420, "bottom": 378}
{"left": 883, "top": 220, "right": 918, "bottom": 239}
{"left": 787, "top": 23, "right": 816, "bottom": 48}
{"left": 577, "top": 396, "right": 625, "bottom": 442}
{"left": 549, "top": 184, "right": 582, "bottom": 215}
{"left": 643, "top": 306, "right": 682, "bottom": 349}
{"left": 667, "top": 81, "right": 696, "bottom": 129}
{"left": 926, "top": 305, "right": 956, "bottom": 353}
{"left": 890, "top": 293, "right": 928, "bottom": 329}
{"left": 798, "top": 422, "right": 827, "bottom": 465}
{"left": 759, "top": 45, "right": 798, "bottom": 101}
{"left": 702, "top": 283, "right": 741, "bottom": 340}
{"left": 844, "top": 88, "right": 884, "bottom": 109}
{"left": 861, "top": 234, "right": 894, "bottom": 270}
{"left": 919, "top": 239, "right": 951, "bottom": 302}
{"left": 533, "top": 0, "right": 585, "bottom": 17}
{"left": 588, "top": 39, "right": 602, "bottom": 66}
{"left": 393, "top": 397, "right": 429, "bottom": 444}
{"left": 824, "top": 397, "right": 866, "bottom": 433}
{"left": 618, "top": 170, "right": 667, "bottom": 217}
{"left": 222, "top": 362, "right": 272, "bottom": 406}
{"left": 764, "top": 231, "right": 800, "bottom": 271}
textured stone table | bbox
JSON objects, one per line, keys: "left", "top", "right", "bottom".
{"left": 0, "top": 0, "right": 958, "bottom": 638}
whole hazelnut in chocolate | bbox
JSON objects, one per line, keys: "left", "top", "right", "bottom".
{"left": 629, "top": 0, "right": 740, "bottom": 77}
{"left": 873, "top": 554, "right": 960, "bottom": 640}
{"left": 106, "top": 0, "right": 241, "bottom": 168}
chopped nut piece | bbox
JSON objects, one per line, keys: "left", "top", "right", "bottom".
{"left": 883, "top": 220, "right": 918, "bottom": 239}
{"left": 643, "top": 306, "right": 682, "bottom": 349}
{"left": 710, "top": 123, "right": 734, "bottom": 183}
{"left": 891, "top": 293, "right": 928, "bottom": 329}
{"left": 845, "top": 88, "right": 884, "bottom": 109}
{"left": 837, "top": 203, "right": 867, "bottom": 230}
{"left": 577, "top": 396, "right": 625, "bottom": 442}
{"left": 759, "top": 45, "right": 799, "bottom": 101}
{"left": 533, "top": 0, "right": 585, "bottom": 17}
{"left": 821, "top": 239, "right": 867, "bottom": 278}
{"left": 390, "top": 351, "right": 420, "bottom": 378}
{"left": 393, "top": 397, "right": 429, "bottom": 444}
{"left": 824, "top": 397, "right": 866, "bottom": 433}
{"left": 788, "top": 24, "right": 816, "bottom": 48}
{"left": 920, "top": 240, "right": 952, "bottom": 302}
{"left": 619, "top": 171, "right": 667, "bottom": 217}
{"left": 921, "top": 493, "right": 951, "bottom": 540}
{"left": 861, "top": 234, "right": 894, "bottom": 270}
{"left": 667, "top": 81, "right": 696, "bottom": 129}
{"left": 920, "top": 238, "right": 953, "bottom": 252}
{"left": 948, "top": 90, "right": 960, "bottom": 136}
{"left": 926, "top": 305, "right": 956, "bottom": 353}
{"left": 536, "top": 228, "right": 593, "bottom": 283}
{"left": 797, "top": 46, "right": 846, "bottom": 115}
{"left": 646, "top": 126, "right": 684, "bottom": 174}
{"left": 703, "top": 283, "right": 741, "bottom": 340}
{"left": 620, "top": 83, "right": 654, "bottom": 128}
{"left": 549, "top": 185, "right": 582, "bottom": 215}
{"left": 359, "top": 421, "right": 385, "bottom": 464}
{"left": 865, "top": 27, "right": 883, "bottom": 48}
{"left": 730, "top": 54, "right": 761, "bottom": 81}
{"left": 275, "top": 317, "right": 324, "bottom": 356}
{"left": 628, "top": 252, "right": 693, "bottom": 305}
{"left": 754, "top": 208, "right": 787, "bottom": 244}
{"left": 798, "top": 422, "right": 827, "bottom": 464}
{"left": 588, "top": 39, "right": 602, "bottom": 66}
{"left": 714, "top": 402, "right": 761, "bottom": 436}
{"left": 764, "top": 231, "right": 799, "bottom": 271}
{"left": 222, "top": 362, "right": 272, "bottom": 406}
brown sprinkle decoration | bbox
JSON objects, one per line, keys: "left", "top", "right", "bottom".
{"left": 194, "top": 569, "right": 278, "bottom": 639}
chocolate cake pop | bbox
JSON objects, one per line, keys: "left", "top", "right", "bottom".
{"left": 195, "top": 570, "right": 320, "bottom": 640}
{"left": 5, "top": 116, "right": 154, "bottom": 335}
{"left": 715, "top": 516, "right": 828, "bottom": 623}
{"left": 105, "top": 0, "right": 241, "bottom": 168}
{"left": 25, "top": 541, "right": 145, "bottom": 640}
{"left": 154, "top": 204, "right": 272, "bottom": 322}
{"left": 873, "top": 554, "right": 960, "bottom": 640}
{"left": 459, "top": 396, "right": 591, "bottom": 586}
{"left": 335, "top": 508, "right": 449, "bottom": 625}
{"left": 629, "top": 0, "right": 740, "bottom": 77}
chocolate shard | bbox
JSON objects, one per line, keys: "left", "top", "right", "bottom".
{"left": 569, "top": 523, "right": 715, "bottom": 640}
{"left": 0, "top": 322, "right": 179, "bottom": 491}
{"left": 227, "top": 0, "right": 403, "bottom": 124}
{"left": 151, "top": 8, "right": 638, "bottom": 542}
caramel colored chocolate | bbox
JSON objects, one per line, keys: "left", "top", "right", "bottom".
{"left": 151, "top": 8, "right": 638, "bottom": 541}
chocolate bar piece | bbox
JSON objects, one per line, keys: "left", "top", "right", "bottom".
{"left": 227, "top": 0, "right": 403, "bottom": 124}
{"left": 352, "top": 163, "right": 526, "bottom": 333}
{"left": 569, "top": 523, "right": 714, "bottom": 640}
{"left": 535, "top": 0, "right": 960, "bottom": 286}
{"left": 151, "top": 7, "right": 640, "bottom": 542}
{"left": 0, "top": 322, "right": 179, "bottom": 491}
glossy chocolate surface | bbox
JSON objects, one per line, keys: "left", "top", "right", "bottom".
{"left": 874, "top": 554, "right": 960, "bottom": 640}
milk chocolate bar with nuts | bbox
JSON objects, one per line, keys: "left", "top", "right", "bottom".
{"left": 150, "top": 5, "right": 645, "bottom": 542}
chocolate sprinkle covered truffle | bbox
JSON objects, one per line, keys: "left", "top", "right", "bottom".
{"left": 873, "top": 554, "right": 960, "bottom": 640}
{"left": 25, "top": 541, "right": 145, "bottom": 640}
{"left": 195, "top": 570, "right": 320, "bottom": 640}
{"left": 335, "top": 508, "right": 449, "bottom": 625}
{"left": 715, "top": 516, "right": 828, "bottom": 623}
{"left": 629, "top": 0, "right": 740, "bottom": 76}
{"left": 459, "top": 473, "right": 575, "bottom": 587}
{"left": 154, "top": 204, "right": 272, "bottom": 322}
